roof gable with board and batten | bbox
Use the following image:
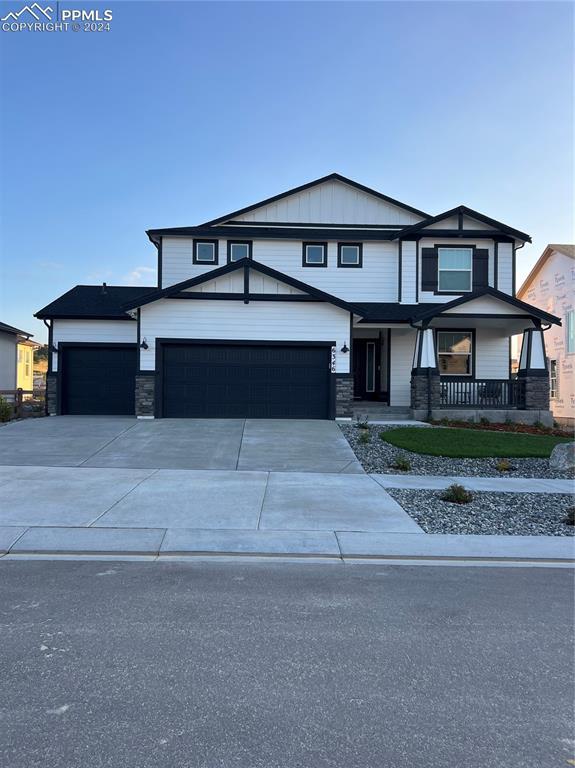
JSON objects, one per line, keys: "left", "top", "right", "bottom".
{"left": 201, "top": 173, "right": 429, "bottom": 228}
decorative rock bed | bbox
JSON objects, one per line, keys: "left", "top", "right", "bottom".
{"left": 386, "top": 489, "right": 575, "bottom": 537}
{"left": 340, "top": 424, "right": 575, "bottom": 479}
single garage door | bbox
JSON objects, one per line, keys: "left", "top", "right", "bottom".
{"left": 61, "top": 345, "right": 137, "bottom": 415}
{"left": 162, "top": 343, "right": 332, "bottom": 419}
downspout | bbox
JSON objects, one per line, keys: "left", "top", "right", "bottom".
{"left": 513, "top": 241, "right": 525, "bottom": 297}
{"left": 42, "top": 319, "right": 52, "bottom": 416}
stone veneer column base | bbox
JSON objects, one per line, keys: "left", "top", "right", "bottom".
{"left": 335, "top": 374, "right": 353, "bottom": 418}
{"left": 410, "top": 372, "right": 440, "bottom": 413}
{"left": 135, "top": 374, "right": 156, "bottom": 418}
{"left": 46, "top": 373, "right": 58, "bottom": 416}
{"left": 520, "top": 374, "right": 550, "bottom": 411}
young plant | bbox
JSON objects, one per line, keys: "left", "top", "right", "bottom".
{"left": 564, "top": 507, "right": 575, "bottom": 526}
{"left": 479, "top": 417, "right": 490, "bottom": 426}
{"left": 391, "top": 455, "right": 411, "bottom": 472}
{"left": 358, "top": 430, "right": 371, "bottom": 445}
{"left": 496, "top": 458, "right": 512, "bottom": 473}
{"left": 355, "top": 415, "right": 369, "bottom": 430}
{"left": 0, "top": 397, "right": 12, "bottom": 423}
{"left": 440, "top": 483, "right": 473, "bottom": 504}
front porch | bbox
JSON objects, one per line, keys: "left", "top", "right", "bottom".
{"left": 350, "top": 287, "right": 561, "bottom": 425}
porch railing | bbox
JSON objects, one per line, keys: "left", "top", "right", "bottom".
{"left": 439, "top": 379, "right": 526, "bottom": 409}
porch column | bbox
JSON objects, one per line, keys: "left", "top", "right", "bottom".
{"left": 410, "top": 327, "right": 440, "bottom": 419}
{"left": 517, "top": 326, "right": 550, "bottom": 410}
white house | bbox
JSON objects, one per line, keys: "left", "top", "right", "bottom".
{"left": 517, "top": 244, "right": 574, "bottom": 427}
{"left": 35, "top": 173, "right": 559, "bottom": 423}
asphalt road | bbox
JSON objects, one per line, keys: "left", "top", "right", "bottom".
{"left": 1, "top": 560, "right": 573, "bottom": 768}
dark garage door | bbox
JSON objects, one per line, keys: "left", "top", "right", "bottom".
{"left": 162, "top": 343, "right": 332, "bottom": 419}
{"left": 61, "top": 345, "right": 137, "bottom": 415}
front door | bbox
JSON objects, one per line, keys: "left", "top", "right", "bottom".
{"left": 353, "top": 338, "right": 382, "bottom": 401}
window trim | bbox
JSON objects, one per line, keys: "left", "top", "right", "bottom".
{"left": 566, "top": 309, "right": 575, "bottom": 355}
{"left": 193, "top": 239, "right": 219, "bottom": 265}
{"left": 436, "top": 246, "right": 474, "bottom": 294}
{"left": 435, "top": 328, "right": 475, "bottom": 378}
{"left": 549, "top": 359, "right": 558, "bottom": 399}
{"left": 227, "top": 240, "right": 253, "bottom": 264}
{"left": 302, "top": 241, "right": 328, "bottom": 268}
{"left": 337, "top": 242, "right": 363, "bottom": 268}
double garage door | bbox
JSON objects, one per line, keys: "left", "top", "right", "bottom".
{"left": 60, "top": 342, "right": 332, "bottom": 419}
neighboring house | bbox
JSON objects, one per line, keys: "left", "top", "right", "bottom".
{"left": 517, "top": 244, "right": 574, "bottom": 427}
{"left": 35, "top": 173, "right": 560, "bottom": 422}
{"left": 17, "top": 339, "right": 40, "bottom": 392}
{"left": 0, "top": 322, "right": 33, "bottom": 390}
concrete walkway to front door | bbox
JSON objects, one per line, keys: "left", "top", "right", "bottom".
{"left": 0, "top": 417, "right": 363, "bottom": 473}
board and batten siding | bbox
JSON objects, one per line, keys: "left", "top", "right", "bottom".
{"left": 161, "top": 237, "right": 399, "bottom": 302}
{"left": 51, "top": 320, "right": 137, "bottom": 372}
{"left": 228, "top": 179, "right": 423, "bottom": 226}
{"left": 139, "top": 299, "right": 352, "bottom": 373}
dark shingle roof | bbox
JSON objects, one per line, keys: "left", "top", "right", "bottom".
{"left": 0, "top": 321, "right": 32, "bottom": 337}
{"left": 35, "top": 285, "right": 156, "bottom": 319}
{"left": 355, "top": 303, "right": 436, "bottom": 323}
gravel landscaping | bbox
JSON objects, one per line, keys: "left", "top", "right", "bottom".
{"left": 340, "top": 424, "right": 575, "bottom": 479}
{"left": 387, "top": 489, "right": 575, "bottom": 536}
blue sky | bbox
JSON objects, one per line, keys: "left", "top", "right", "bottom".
{"left": 1, "top": 0, "right": 573, "bottom": 341}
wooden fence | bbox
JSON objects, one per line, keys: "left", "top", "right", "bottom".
{"left": 0, "top": 389, "right": 46, "bottom": 420}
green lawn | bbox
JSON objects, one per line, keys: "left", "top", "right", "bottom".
{"left": 380, "top": 427, "right": 572, "bottom": 459}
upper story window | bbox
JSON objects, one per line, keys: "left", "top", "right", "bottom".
{"left": 338, "top": 243, "right": 362, "bottom": 268}
{"left": 567, "top": 310, "right": 575, "bottom": 354}
{"left": 549, "top": 359, "right": 558, "bottom": 398}
{"left": 437, "top": 247, "right": 473, "bottom": 292}
{"left": 227, "top": 241, "right": 252, "bottom": 263}
{"left": 193, "top": 239, "right": 219, "bottom": 265}
{"left": 437, "top": 330, "right": 473, "bottom": 376}
{"left": 302, "top": 242, "right": 327, "bottom": 268}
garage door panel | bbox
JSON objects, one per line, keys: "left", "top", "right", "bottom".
{"left": 162, "top": 343, "right": 331, "bottom": 419}
{"left": 61, "top": 346, "right": 137, "bottom": 416}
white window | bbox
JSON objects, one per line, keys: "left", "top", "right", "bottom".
{"left": 228, "top": 242, "right": 251, "bottom": 262}
{"left": 549, "top": 359, "right": 558, "bottom": 398}
{"left": 438, "top": 248, "right": 473, "bottom": 292}
{"left": 437, "top": 331, "right": 473, "bottom": 376}
{"left": 194, "top": 241, "right": 217, "bottom": 264}
{"left": 303, "top": 243, "right": 327, "bottom": 267}
{"left": 567, "top": 310, "right": 575, "bottom": 354}
{"left": 338, "top": 243, "right": 362, "bottom": 267}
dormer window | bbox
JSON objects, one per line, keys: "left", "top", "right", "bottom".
{"left": 302, "top": 242, "right": 327, "bottom": 267}
{"left": 338, "top": 243, "right": 362, "bottom": 268}
{"left": 193, "top": 239, "right": 219, "bottom": 265}
{"left": 438, "top": 248, "right": 472, "bottom": 292}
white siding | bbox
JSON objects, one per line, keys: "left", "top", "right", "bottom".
{"left": 475, "top": 328, "right": 510, "bottom": 378}
{"left": 400, "top": 241, "right": 417, "bottom": 304}
{"left": 497, "top": 241, "right": 514, "bottom": 294}
{"left": 0, "top": 332, "right": 17, "bottom": 389}
{"left": 139, "top": 300, "right": 351, "bottom": 373}
{"left": 389, "top": 327, "right": 416, "bottom": 406}
{"left": 229, "top": 180, "right": 423, "bottom": 226}
{"left": 418, "top": 238, "right": 495, "bottom": 303}
{"left": 162, "top": 237, "right": 399, "bottom": 302}
{"left": 443, "top": 296, "right": 524, "bottom": 315}
{"left": 52, "top": 320, "right": 137, "bottom": 372}
{"left": 186, "top": 273, "right": 304, "bottom": 295}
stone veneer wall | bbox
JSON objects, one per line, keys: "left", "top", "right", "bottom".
{"left": 335, "top": 374, "right": 353, "bottom": 418}
{"left": 522, "top": 375, "right": 550, "bottom": 411}
{"left": 135, "top": 374, "right": 155, "bottom": 417}
{"left": 410, "top": 372, "right": 440, "bottom": 412}
{"left": 46, "top": 373, "right": 58, "bottom": 416}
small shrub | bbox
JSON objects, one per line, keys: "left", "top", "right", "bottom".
{"left": 390, "top": 455, "right": 411, "bottom": 472}
{"left": 358, "top": 430, "right": 371, "bottom": 445}
{"left": 479, "top": 417, "right": 490, "bottom": 426}
{"left": 0, "top": 397, "right": 12, "bottom": 423}
{"left": 440, "top": 483, "right": 473, "bottom": 504}
{"left": 564, "top": 507, "right": 575, "bottom": 526}
{"left": 496, "top": 458, "right": 512, "bottom": 473}
{"left": 355, "top": 415, "right": 369, "bottom": 430}
{"left": 533, "top": 420, "right": 545, "bottom": 430}
{"left": 439, "top": 417, "right": 450, "bottom": 426}
{"left": 504, "top": 417, "right": 514, "bottom": 426}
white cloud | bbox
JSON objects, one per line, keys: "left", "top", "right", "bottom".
{"left": 124, "top": 265, "right": 157, "bottom": 285}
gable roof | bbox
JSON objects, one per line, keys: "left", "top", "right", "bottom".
{"left": 122, "top": 258, "right": 364, "bottom": 315}
{"left": 197, "top": 173, "right": 431, "bottom": 227}
{"left": 390, "top": 205, "right": 531, "bottom": 242}
{"left": 518, "top": 243, "right": 575, "bottom": 298}
{"left": 35, "top": 285, "right": 155, "bottom": 320}
{"left": 412, "top": 286, "right": 560, "bottom": 326}
{"left": 0, "top": 321, "right": 33, "bottom": 338}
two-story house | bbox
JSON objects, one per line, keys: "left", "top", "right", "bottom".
{"left": 36, "top": 174, "right": 560, "bottom": 423}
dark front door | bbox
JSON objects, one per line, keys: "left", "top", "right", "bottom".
{"left": 353, "top": 337, "right": 387, "bottom": 401}
{"left": 161, "top": 342, "right": 332, "bottom": 419}
{"left": 61, "top": 345, "right": 137, "bottom": 415}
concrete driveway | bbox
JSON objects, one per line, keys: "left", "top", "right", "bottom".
{"left": 0, "top": 416, "right": 362, "bottom": 473}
